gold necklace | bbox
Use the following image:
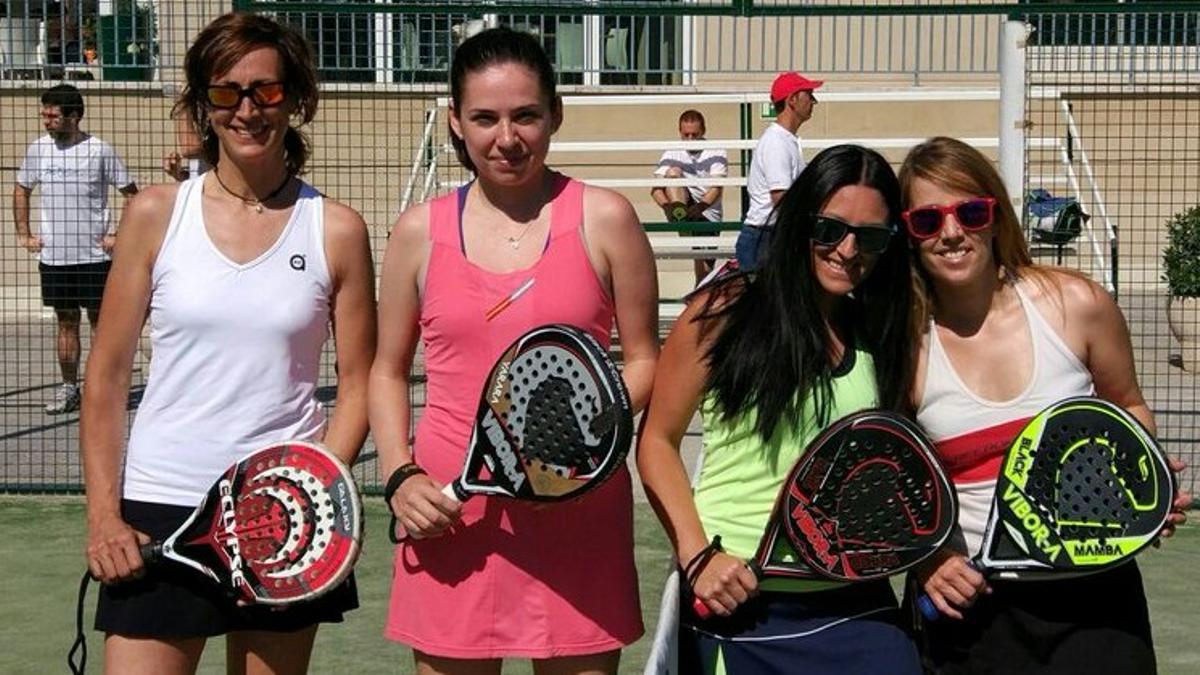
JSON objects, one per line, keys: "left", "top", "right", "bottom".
{"left": 212, "top": 169, "right": 293, "bottom": 214}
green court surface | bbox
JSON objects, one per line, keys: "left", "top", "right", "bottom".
{"left": 1, "top": 497, "right": 1195, "bottom": 674}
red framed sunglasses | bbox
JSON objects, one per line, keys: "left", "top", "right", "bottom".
{"left": 902, "top": 197, "right": 997, "bottom": 239}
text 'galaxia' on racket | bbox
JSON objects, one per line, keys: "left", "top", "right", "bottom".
{"left": 390, "top": 324, "right": 633, "bottom": 542}
{"left": 917, "top": 397, "right": 1174, "bottom": 621}
{"left": 70, "top": 441, "right": 363, "bottom": 674}
{"left": 693, "top": 410, "right": 957, "bottom": 618}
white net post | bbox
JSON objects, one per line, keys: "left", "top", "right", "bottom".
{"left": 999, "top": 18, "right": 1030, "bottom": 214}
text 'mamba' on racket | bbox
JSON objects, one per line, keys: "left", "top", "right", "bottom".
{"left": 917, "top": 397, "right": 1174, "bottom": 621}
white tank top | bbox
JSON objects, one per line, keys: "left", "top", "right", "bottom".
{"left": 916, "top": 279, "right": 1093, "bottom": 555}
{"left": 123, "top": 175, "right": 331, "bottom": 506}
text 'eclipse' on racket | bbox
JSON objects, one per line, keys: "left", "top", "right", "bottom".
{"left": 692, "top": 410, "right": 957, "bottom": 618}
{"left": 390, "top": 324, "right": 633, "bottom": 542}
{"left": 917, "top": 397, "right": 1174, "bottom": 621}
{"left": 70, "top": 441, "right": 363, "bottom": 674}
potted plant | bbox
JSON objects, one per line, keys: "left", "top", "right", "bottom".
{"left": 1163, "top": 204, "right": 1200, "bottom": 373}
{"left": 97, "top": 0, "right": 156, "bottom": 81}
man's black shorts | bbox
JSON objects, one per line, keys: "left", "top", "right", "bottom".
{"left": 39, "top": 261, "right": 111, "bottom": 311}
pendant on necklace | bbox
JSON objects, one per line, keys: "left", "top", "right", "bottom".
{"left": 507, "top": 237, "right": 520, "bottom": 249}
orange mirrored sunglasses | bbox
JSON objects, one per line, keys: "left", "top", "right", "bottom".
{"left": 205, "top": 82, "right": 287, "bottom": 110}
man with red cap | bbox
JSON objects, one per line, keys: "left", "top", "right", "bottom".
{"left": 735, "top": 71, "right": 823, "bottom": 271}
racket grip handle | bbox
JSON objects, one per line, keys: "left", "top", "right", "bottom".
{"left": 138, "top": 542, "right": 162, "bottom": 565}
{"left": 441, "top": 481, "right": 465, "bottom": 504}
{"left": 690, "top": 559, "right": 761, "bottom": 620}
{"left": 916, "top": 594, "right": 940, "bottom": 622}
{"left": 916, "top": 560, "right": 982, "bottom": 622}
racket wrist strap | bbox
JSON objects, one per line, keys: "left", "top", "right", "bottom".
{"left": 383, "top": 462, "right": 427, "bottom": 513}
{"left": 683, "top": 535, "right": 723, "bottom": 589}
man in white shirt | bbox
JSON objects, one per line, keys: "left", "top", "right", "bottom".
{"left": 13, "top": 84, "right": 138, "bottom": 414}
{"left": 736, "top": 71, "right": 823, "bottom": 271}
{"left": 651, "top": 110, "right": 729, "bottom": 282}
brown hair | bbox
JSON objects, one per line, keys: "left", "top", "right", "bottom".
{"left": 449, "top": 26, "right": 558, "bottom": 174}
{"left": 899, "top": 136, "right": 1041, "bottom": 327}
{"left": 678, "top": 109, "right": 706, "bottom": 132}
{"left": 172, "top": 12, "right": 318, "bottom": 176}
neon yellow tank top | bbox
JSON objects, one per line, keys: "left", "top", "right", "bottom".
{"left": 693, "top": 347, "right": 878, "bottom": 592}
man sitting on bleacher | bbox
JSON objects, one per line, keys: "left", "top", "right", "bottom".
{"left": 651, "top": 109, "right": 729, "bottom": 283}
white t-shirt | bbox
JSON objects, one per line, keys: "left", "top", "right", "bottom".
{"left": 16, "top": 134, "right": 134, "bottom": 265}
{"left": 744, "top": 122, "right": 804, "bottom": 228}
{"left": 653, "top": 148, "right": 729, "bottom": 222}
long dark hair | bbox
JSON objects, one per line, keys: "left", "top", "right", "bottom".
{"left": 173, "top": 12, "right": 318, "bottom": 176}
{"left": 702, "top": 145, "right": 913, "bottom": 442}
{"left": 448, "top": 26, "right": 558, "bottom": 173}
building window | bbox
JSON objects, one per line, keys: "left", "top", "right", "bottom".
{"left": 1022, "top": 1, "right": 1199, "bottom": 47}
{"left": 272, "top": 3, "right": 685, "bottom": 87}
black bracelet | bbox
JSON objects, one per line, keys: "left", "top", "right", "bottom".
{"left": 683, "top": 535, "right": 723, "bottom": 589}
{"left": 383, "top": 462, "right": 427, "bottom": 512}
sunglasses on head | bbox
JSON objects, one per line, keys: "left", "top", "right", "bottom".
{"left": 810, "top": 215, "right": 895, "bottom": 255}
{"left": 901, "top": 197, "right": 996, "bottom": 239}
{"left": 205, "top": 82, "right": 287, "bottom": 110}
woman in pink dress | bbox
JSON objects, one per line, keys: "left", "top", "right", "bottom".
{"left": 368, "top": 27, "right": 658, "bottom": 674}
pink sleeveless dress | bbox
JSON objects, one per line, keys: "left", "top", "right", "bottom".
{"left": 385, "top": 176, "right": 643, "bottom": 658}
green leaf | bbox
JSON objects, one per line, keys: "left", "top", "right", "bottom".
{"left": 1163, "top": 205, "right": 1200, "bottom": 297}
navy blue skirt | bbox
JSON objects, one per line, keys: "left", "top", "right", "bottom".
{"left": 680, "top": 580, "right": 921, "bottom": 675}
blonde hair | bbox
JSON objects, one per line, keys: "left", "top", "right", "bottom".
{"left": 899, "top": 137, "right": 1046, "bottom": 328}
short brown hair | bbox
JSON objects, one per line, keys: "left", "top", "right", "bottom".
{"left": 678, "top": 109, "right": 706, "bottom": 132}
{"left": 173, "top": 12, "right": 319, "bottom": 176}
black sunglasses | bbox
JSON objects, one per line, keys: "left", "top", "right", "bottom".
{"left": 810, "top": 214, "right": 895, "bottom": 254}
{"left": 205, "top": 82, "right": 287, "bottom": 110}
{"left": 902, "top": 197, "right": 996, "bottom": 239}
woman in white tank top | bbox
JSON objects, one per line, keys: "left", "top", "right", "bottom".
{"left": 79, "top": 14, "right": 375, "bottom": 674}
{"left": 897, "top": 137, "right": 1189, "bottom": 674}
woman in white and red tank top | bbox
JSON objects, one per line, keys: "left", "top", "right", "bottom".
{"left": 898, "top": 137, "right": 1189, "bottom": 674}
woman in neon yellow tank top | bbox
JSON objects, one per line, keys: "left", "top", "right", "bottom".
{"left": 638, "top": 145, "right": 921, "bottom": 674}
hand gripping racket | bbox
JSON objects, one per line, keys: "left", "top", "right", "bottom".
{"left": 390, "top": 324, "right": 633, "bottom": 541}
{"left": 70, "top": 441, "right": 363, "bottom": 674}
{"left": 692, "top": 410, "right": 957, "bottom": 618}
{"left": 917, "top": 397, "right": 1174, "bottom": 621}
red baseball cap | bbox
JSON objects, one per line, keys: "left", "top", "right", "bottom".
{"left": 770, "top": 72, "right": 824, "bottom": 104}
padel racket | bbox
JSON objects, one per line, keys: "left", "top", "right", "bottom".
{"left": 917, "top": 397, "right": 1174, "bottom": 620}
{"left": 70, "top": 440, "right": 362, "bottom": 673}
{"left": 390, "top": 324, "right": 632, "bottom": 541}
{"left": 692, "top": 410, "right": 957, "bottom": 618}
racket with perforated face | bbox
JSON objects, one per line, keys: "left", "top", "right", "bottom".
{"left": 693, "top": 411, "right": 956, "bottom": 618}
{"left": 449, "top": 323, "right": 631, "bottom": 503}
{"left": 917, "top": 397, "right": 1174, "bottom": 620}
{"left": 70, "top": 441, "right": 362, "bottom": 674}
{"left": 146, "top": 440, "right": 362, "bottom": 605}
{"left": 390, "top": 325, "right": 632, "bottom": 541}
